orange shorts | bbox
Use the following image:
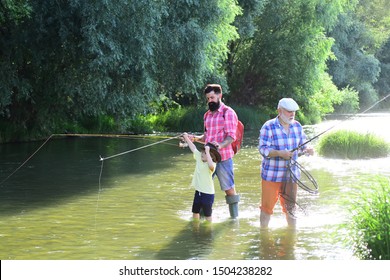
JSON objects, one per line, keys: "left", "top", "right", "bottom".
{"left": 260, "top": 180, "right": 297, "bottom": 215}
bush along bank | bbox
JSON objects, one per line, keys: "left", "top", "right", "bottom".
{"left": 344, "top": 176, "right": 390, "bottom": 260}
{"left": 317, "top": 130, "right": 390, "bottom": 159}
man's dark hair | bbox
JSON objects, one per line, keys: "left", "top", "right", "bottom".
{"left": 204, "top": 84, "right": 222, "bottom": 94}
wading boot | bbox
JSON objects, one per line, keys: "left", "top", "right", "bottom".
{"left": 286, "top": 212, "right": 297, "bottom": 228}
{"left": 225, "top": 194, "right": 240, "bottom": 219}
{"left": 260, "top": 211, "right": 271, "bottom": 228}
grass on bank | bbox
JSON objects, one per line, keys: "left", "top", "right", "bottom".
{"left": 317, "top": 130, "right": 390, "bottom": 159}
{"left": 119, "top": 106, "right": 270, "bottom": 135}
{"left": 344, "top": 176, "right": 390, "bottom": 260}
{"left": 0, "top": 106, "right": 270, "bottom": 143}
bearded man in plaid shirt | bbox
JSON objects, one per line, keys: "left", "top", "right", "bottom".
{"left": 191, "top": 84, "right": 240, "bottom": 219}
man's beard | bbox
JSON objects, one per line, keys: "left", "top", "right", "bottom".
{"left": 208, "top": 101, "right": 220, "bottom": 111}
{"left": 280, "top": 113, "right": 294, "bottom": 124}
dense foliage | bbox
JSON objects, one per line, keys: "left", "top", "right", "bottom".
{"left": 374, "top": 38, "right": 390, "bottom": 103}
{"left": 346, "top": 177, "right": 390, "bottom": 259}
{"left": 327, "top": 12, "right": 381, "bottom": 107}
{"left": 0, "top": 0, "right": 389, "bottom": 142}
{"left": 229, "top": 0, "right": 349, "bottom": 107}
{"left": 327, "top": 0, "right": 390, "bottom": 109}
{"left": 0, "top": 0, "right": 240, "bottom": 141}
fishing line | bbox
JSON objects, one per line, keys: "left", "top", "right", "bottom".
{"left": 288, "top": 159, "right": 319, "bottom": 194}
{"left": 0, "top": 134, "right": 55, "bottom": 188}
{"left": 53, "top": 133, "right": 177, "bottom": 140}
{"left": 94, "top": 159, "right": 104, "bottom": 236}
{"left": 279, "top": 157, "right": 320, "bottom": 217}
{"left": 99, "top": 134, "right": 181, "bottom": 161}
{"left": 279, "top": 159, "right": 309, "bottom": 217}
{"left": 279, "top": 186, "right": 307, "bottom": 218}
{"left": 94, "top": 134, "right": 182, "bottom": 243}
{"left": 96, "top": 134, "right": 181, "bottom": 200}
{"left": 282, "top": 93, "right": 390, "bottom": 214}
{"left": 0, "top": 133, "right": 180, "bottom": 187}
{"left": 292, "top": 93, "right": 390, "bottom": 152}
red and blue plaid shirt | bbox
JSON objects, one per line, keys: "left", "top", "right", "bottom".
{"left": 259, "top": 116, "right": 307, "bottom": 182}
{"left": 204, "top": 102, "right": 238, "bottom": 161}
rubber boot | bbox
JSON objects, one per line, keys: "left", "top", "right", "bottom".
{"left": 260, "top": 211, "right": 271, "bottom": 228}
{"left": 225, "top": 194, "right": 240, "bottom": 219}
{"left": 286, "top": 212, "right": 297, "bottom": 228}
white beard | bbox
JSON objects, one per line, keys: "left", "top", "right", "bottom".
{"left": 280, "top": 113, "right": 294, "bottom": 125}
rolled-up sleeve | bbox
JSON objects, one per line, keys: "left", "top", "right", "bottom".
{"left": 259, "top": 125, "right": 273, "bottom": 158}
{"left": 224, "top": 109, "right": 238, "bottom": 140}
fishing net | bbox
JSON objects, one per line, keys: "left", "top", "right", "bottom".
{"left": 288, "top": 159, "right": 319, "bottom": 194}
{"left": 279, "top": 158, "right": 319, "bottom": 218}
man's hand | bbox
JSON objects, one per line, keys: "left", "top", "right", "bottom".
{"left": 278, "top": 150, "right": 293, "bottom": 160}
{"left": 304, "top": 146, "right": 314, "bottom": 156}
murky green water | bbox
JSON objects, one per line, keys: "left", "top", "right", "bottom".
{"left": 1, "top": 114, "right": 389, "bottom": 260}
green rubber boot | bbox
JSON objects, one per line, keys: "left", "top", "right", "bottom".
{"left": 225, "top": 194, "right": 240, "bottom": 219}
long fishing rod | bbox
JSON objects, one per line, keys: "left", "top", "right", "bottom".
{"left": 292, "top": 93, "right": 390, "bottom": 152}
{"left": 55, "top": 133, "right": 177, "bottom": 140}
{"left": 99, "top": 134, "right": 181, "bottom": 161}
{"left": 0, "top": 134, "right": 55, "bottom": 187}
{"left": 0, "top": 133, "right": 181, "bottom": 187}
{"left": 281, "top": 93, "right": 390, "bottom": 198}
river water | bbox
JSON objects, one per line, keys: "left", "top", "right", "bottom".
{"left": 0, "top": 114, "right": 389, "bottom": 260}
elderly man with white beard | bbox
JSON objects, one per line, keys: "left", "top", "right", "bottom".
{"left": 258, "top": 98, "right": 314, "bottom": 228}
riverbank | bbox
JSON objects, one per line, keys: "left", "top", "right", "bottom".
{"left": 0, "top": 106, "right": 271, "bottom": 144}
{"left": 2, "top": 106, "right": 389, "bottom": 145}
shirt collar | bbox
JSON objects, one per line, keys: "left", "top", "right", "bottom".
{"left": 275, "top": 115, "right": 295, "bottom": 127}
{"left": 275, "top": 116, "right": 283, "bottom": 127}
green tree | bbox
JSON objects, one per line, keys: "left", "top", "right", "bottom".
{"left": 229, "top": 0, "right": 352, "bottom": 122}
{"left": 374, "top": 38, "right": 390, "bottom": 107}
{"left": 0, "top": 0, "right": 240, "bottom": 140}
{"left": 0, "top": 0, "right": 31, "bottom": 24}
{"left": 157, "top": 0, "right": 240, "bottom": 100}
{"left": 327, "top": 11, "right": 381, "bottom": 108}
{"left": 355, "top": 0, "right": 390, "bottom": 51}
{"left": 0, "top": 0, "right": 32, "bottom": 112}
{"left": 226, "top": 0, "right": 267, "bottom": 82}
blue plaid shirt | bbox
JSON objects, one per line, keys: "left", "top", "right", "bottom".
{"left": 258, "top": 117, "right": 307, "bottom": 182}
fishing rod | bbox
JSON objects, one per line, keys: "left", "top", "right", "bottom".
{"left": 0, "top": 133, "right": 181, "bottom": 187}
{"left": 99, "top": 134, "right": 181, "bottom": 161}
{"left": 292, "top": 93, "right": 390, "bottom": 152}
{"left": 281, "top": 93, "right": 390, "bottom": 198}
{"left": 0, "top": 134, "right": 55, "bottom": 187}
{"left": 54, "top": 133, "right": 177, "bottom": 140}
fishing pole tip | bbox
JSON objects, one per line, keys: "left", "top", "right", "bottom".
{"left": 99, "top": 155, "right": 104, "bottom": 161}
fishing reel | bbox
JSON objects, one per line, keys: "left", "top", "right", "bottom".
{"left": 179, "top": 139, "right": 188, "bottom": 148}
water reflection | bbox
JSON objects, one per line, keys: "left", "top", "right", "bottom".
{"left": 258, "top": 228, "right": 297, "bottom": 260}
{"left": 156, "top": 221, "right": 220, "bottom": 260}
{"left": 0, "top": 114, "right": 389, "bottom": 260}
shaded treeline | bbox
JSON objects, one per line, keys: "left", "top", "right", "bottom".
{"left": 1, "top": 0, "right": 389, "bottom": 142}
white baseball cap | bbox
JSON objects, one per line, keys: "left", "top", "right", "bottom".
{"left": 278, "top": 98, "right": 299, "bottom": 111}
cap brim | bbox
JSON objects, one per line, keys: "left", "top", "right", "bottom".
{"left": 202, "top": 143, "right": 221, "bottom": 162}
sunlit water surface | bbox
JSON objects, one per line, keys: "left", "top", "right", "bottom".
{"left": 0, "top": 114, "right": 389, "bottom": 260}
